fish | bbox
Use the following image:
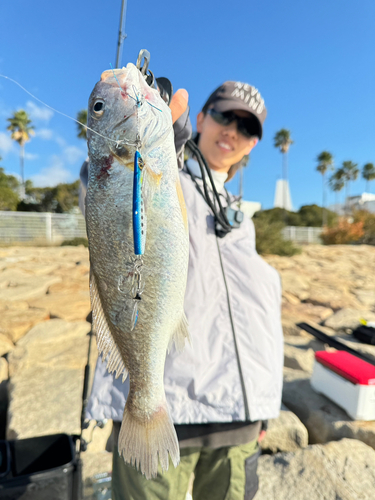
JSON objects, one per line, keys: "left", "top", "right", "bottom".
{"left": 85, "top": 62, "right": 189, "bottom": 479}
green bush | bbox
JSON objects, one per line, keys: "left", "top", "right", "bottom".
{"left": 257, "top": 205, "right": 337, "bottom": 227}
{"left": 253, "top": 212, "right": 301, "bottom": 256}
{"left": 61, "top": 237, "right": 88, "bottom": 247}
{"left": 353, "top": 210, "right": 375, "bottom": 245}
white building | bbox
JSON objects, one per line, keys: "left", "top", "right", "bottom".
{"left": 274, "top": 179, "right": 293, "bottom": 211}
{"left": 329, "top": 193, "right": 375, "bottom": 215}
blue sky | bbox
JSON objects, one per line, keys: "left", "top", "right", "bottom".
{"left": 0, "top": 0, "right": 374, "bottom": 210}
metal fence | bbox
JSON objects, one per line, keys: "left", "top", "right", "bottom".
{"left": 0, "top": 211, "right": 87, "bottom": 244}
{"left": 0, "top": 212, "right": 323, "bottom": 245}
{"left": 282, "top": 226, "right": 323, "bottom": 244}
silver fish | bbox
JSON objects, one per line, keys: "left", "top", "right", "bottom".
{"left": 86, "top": 63, "right": 189, "bottom": 479}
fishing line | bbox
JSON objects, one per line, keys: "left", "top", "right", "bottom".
{"left": 0, "top": 73, "right": 134, "bottom": 148}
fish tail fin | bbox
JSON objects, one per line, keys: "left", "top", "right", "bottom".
{"left": 118, "top": 400, "right": 180, "bottom": 479}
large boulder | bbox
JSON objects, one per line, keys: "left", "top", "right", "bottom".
{"left": 282, "top": 367, "right": 375, "bottom": 450}
{"left": 260, "top": 406, "right": 308, "bottom": 453}
{"left": 0, "top": 268, "right": 61, "bottom": 301}
{"left": 324, "top": 307, "right": 375, "bottom": 332}
{"left": 256, "top": 438, "right": 375, "bottom": 500}
{"left": 7, "top": 319, "right": 91, "bottom": 439}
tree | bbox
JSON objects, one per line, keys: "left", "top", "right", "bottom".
{"left": 341, "top": 161, "right": 359, "bottom": 212}
{"left": 316, "top": 151, "right": 334, "bottom": 226}
{"left": 7, "top": 110, "right": 35, "bottom": 198}
{"left": 0, "top": 159, "right": 21, "bottom": 210}
{"left": 362, "top": 163, "right": 375, "bottom": 193}
{"left": 329, "top": 169, "right": 345, "bottom": 210}
{"left": 274, "top": 129, "right": 294, "bottom": 212}
{"left": 76, "top": 109, "right": 88, "bottom": 140}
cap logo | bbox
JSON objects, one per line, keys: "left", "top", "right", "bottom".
{"left": 231, "top": 82, "right": 265, "bottom": 115}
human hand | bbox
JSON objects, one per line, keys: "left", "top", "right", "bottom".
{"left": 258, "top": 430, "right": 266, "bottom": 443}
{"left": 170, "top": 89, "right": 189, "bottom": 124}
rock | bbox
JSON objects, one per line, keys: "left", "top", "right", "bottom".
{"left": 307, "top": 284, "right": 362, "bottom": 311}
{"left": 355, "top": 289, "right": 375, "bottom": 309}
{"left": 82, "top": 451, "right": 113, "bottom": 499}
{"left": 7, "top": 319, "right": 91, "bottom": 439}
{"left": 28, "top": 290, "right": 91, "bottom": 322}
{"left": 0, "top": 269, "right": 61, "bottom": 301}
{"left": 82, "top": 419, "right": 114, "bottom": 453}
{"left": 0, "top": 307, "right": 50, "bottom": 343}
{"left": 324, "top": 307, "right": 375, "bottom": 331}
{"left": 283, "top": 343, "right": 315, "bottom": 373}
{"left": 0, "top": 357, "right": 8, "bottom": 383}
{"left": 282, "top": 367, "right": 375, "bottom": 450}
{"left": 0, "top": 333, "right": 15, "bottom": 356}
{"left": 260, "top": 407, "right": 308, "bottom": 453}
{"left": 256, "top": 439, "right": 375, "bottom": 500}
{"left": 280, "top": 272, "right": 310, "bottom": 301}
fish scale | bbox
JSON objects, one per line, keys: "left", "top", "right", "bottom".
{"left": 86, "top": 63, "right": 189, "bottom": 479}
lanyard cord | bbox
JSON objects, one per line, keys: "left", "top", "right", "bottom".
{"left": 186, "top": 139, "right": 232, "bottom": 236}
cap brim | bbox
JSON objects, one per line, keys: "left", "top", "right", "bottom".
{"left": 212, "top": 99, "right": 263, "bottom": 139}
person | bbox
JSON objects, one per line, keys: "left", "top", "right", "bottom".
{"left": 81, "top": 80, "right": 283, "bottom": 500}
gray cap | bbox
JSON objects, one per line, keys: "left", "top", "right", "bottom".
{"left": 203, "top": 81, "right": 267, "bottom": 139}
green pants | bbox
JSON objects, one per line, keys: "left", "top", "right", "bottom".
{"left": 112, "top": 438, "right": 259, "bottom": 500}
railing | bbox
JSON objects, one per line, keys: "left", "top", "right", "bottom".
{"left": 0, "top": 211, "right": 87, "bottom": 244}
{"left": 0, "top": 212, "right": 323, "bottom": 245}
{"left": 282, "top": 226, "right": 323, "bottom": 244}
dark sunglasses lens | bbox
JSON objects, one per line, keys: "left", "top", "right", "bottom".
{"left": 209, "top": 109, "right": 255, "bottom": 138}
{"left": 237, "top": 120, "right": 253, "bottom": 138}
{"left": 208, "top": 109, "right": 231, "bottom": 126}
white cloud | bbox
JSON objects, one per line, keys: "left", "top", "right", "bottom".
{"left": 35, "top": 128, "right": 53, "bottom": 140}
{"left": 30, "top": 156, "right": 73, "bottom": 187}
{"left": 0, "top": 132, "right": 14, "bottom": 154}
{"left": 55, "top": 136, "right": 67, "bottom": 147}
{"left": 64, "top": 146, "right": 86, "bottom": 164}
{"left": 24, "top": 152, "right": 39, "bottom": 160}
{"left": 26, "top": 101, "right": 54, "bottom": 122}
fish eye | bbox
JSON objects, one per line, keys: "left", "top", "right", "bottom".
{"left": 93, "top": 100, "right": 105, "bottom": 115}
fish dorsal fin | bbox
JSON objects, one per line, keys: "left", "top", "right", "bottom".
{"left": 90, "top": 271, "right": 128, "bottom": 382}
{"left": 168, "top": 312, "right": 190, "bottom": 353}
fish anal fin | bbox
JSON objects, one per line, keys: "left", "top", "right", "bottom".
{"left": 90, "top": 271, "right": 128, "bottom": 382}
{"left": 168, "top": 312, "right": 190, "bottom": 353}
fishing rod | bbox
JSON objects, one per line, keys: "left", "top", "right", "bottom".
{"left": 116, "top": 0, "right": 128, "bottom": 68}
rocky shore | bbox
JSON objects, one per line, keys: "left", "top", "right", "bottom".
{"left": 0, "top": 244, "right": 375, "bottom": 499}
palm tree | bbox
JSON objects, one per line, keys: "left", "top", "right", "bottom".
{"left": 362, "top": 163, "right": 375, "bottom": 193}
{"left": 329, "top": 170, "right": 345, "bottom": 211}
{"left": 7, "top": 110, "right": 35, "bottom": 198}
{"left": 76, "top": 109, "right": 88, "bottom": 140}
{"left": 341, "top": 161, "right": 359, "bottom": 212}
{"left": 274, "top": 129, "right": 294, "bottom": 211}
{"left": 316, "top": 151, "right": 334, "bottom": 226}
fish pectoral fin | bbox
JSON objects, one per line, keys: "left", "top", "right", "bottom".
{"left": 142, "top": 163, "right": 163, "bottom": 210}
{"left": 90, "top": 271, "right": 128, "bottom": 382}
{"left": 168, "top": 312, "right": 190, "bottom": 353}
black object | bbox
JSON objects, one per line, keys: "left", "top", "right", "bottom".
{"left": 0, "top": 433, "right": 81, "bottom": 500}
{"left": 244, "top": 447, "right": 261, "bottom": 500}
{"left": 185, "top": 140, "right": 235, "bottom": 238}
{"left": 352, "top": 325, "right": 375, "bottom": 346}
{"left": 297, "top": 322, "right": 375, "bottom": 366}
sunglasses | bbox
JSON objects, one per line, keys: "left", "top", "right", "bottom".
{"left": 207, "top": 109, "right": 258, "bottom": 139}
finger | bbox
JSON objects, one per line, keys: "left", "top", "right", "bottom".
{"left": 170, "top": 89, "right": 189, "bottom": 124}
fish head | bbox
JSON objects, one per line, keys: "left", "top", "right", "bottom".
{"left": 87, "top": 63, "right": 173, "bottom": 166}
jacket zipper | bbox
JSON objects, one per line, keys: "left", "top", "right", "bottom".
{"left": 215, "top": 236, "right": 250, "bottom": 421}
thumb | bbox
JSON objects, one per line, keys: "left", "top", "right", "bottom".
{"left": 170, "top": 89, "right": 189, "bottom": 124}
